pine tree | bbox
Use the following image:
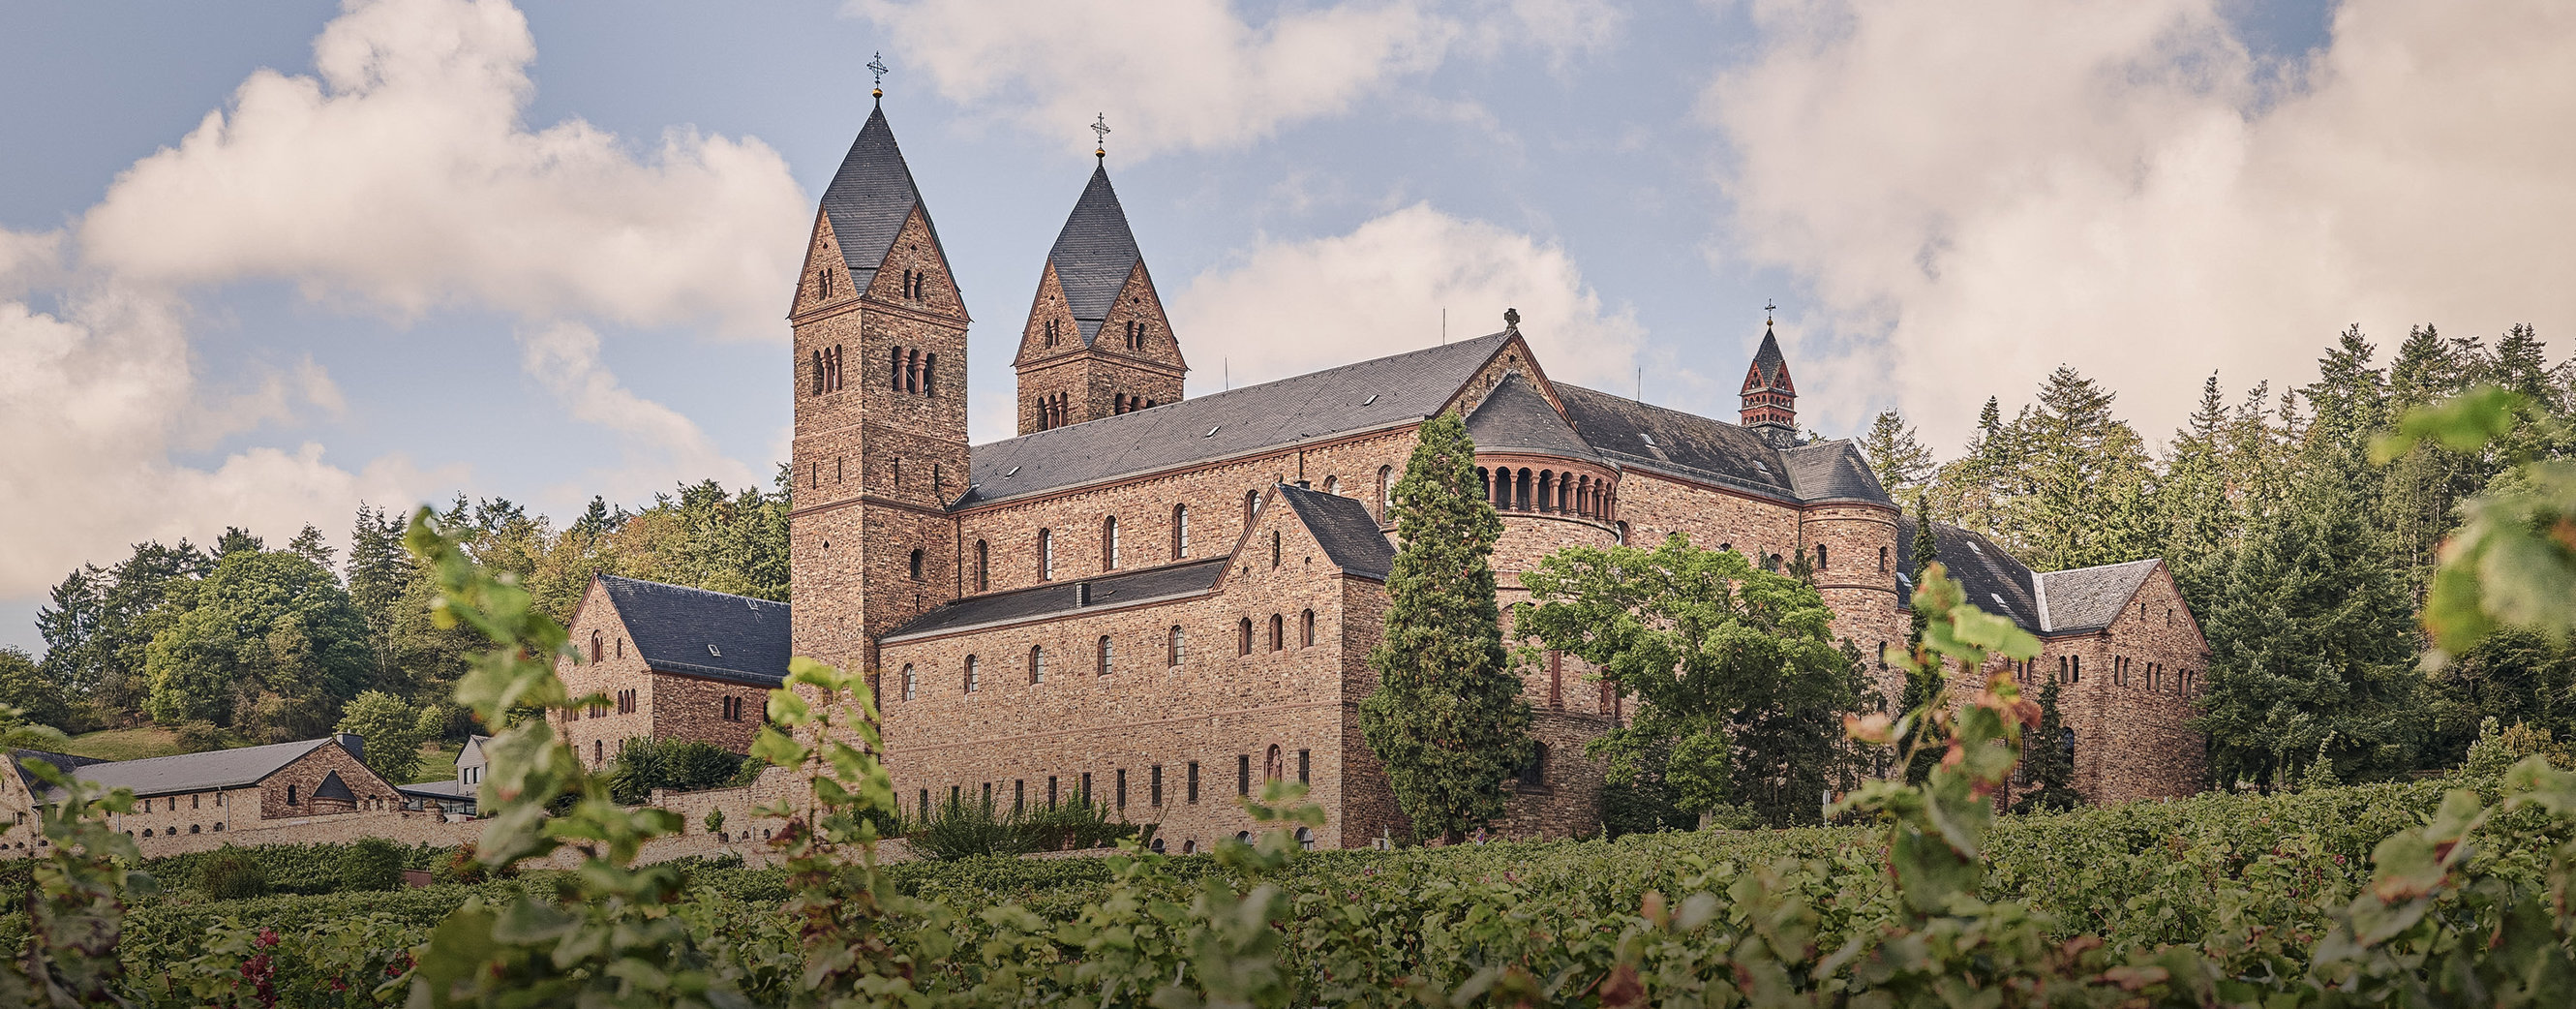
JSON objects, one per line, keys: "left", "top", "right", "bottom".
{"left": 1899, "top": 495, "right": 1944, "bottom": 785}
{"left": 1858, "top": 408, "right": 1934, "bottom": 499}
{"left": 2159, "top": 373, "right": 2240, "bottom": 612}
{"left": 287, "top": 524, "right": 336, "bottom": 567}
{"left": 2010, "top": 674, "right": 2083, "bottom": 812}
{"left": 1907, "top": 494, "right": 1937, "bottom": 650}
{"left": 1359, "top": 411, "right": 1531, "bottom": 843}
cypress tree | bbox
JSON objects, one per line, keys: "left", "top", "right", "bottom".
{"left": 1359, "top": 410, "right": 1531, "bottom": 843}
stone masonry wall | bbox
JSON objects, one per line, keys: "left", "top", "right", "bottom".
{"left": 2046, "top": 565, "right": 2210, "bottom": 802}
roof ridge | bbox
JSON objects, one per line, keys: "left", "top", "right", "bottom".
{"left": 599, "top": 574, "right": 788, "bottom": 607}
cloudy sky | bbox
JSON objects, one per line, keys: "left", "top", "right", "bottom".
{"left": 3, "top": 0, "right": 2569, "bottom": 655}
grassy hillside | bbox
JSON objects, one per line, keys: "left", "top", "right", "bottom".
{"left": 57, "top": 725, "right": 188, "bottom": 762}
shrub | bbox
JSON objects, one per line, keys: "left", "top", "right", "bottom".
{"left": 906, "top": 796, "right": 1024, "bottom": 860}
{"left": 192, "top": 848, "right": 268, "bottom": 900}
{"left": 335, "top": 837, "right": 405, "bottom": 891}
{"left": 603, "top": 737, "right": 747, "bottom": 805}
{"left": 171, "top": 720, "right": 227, "bottom": 753}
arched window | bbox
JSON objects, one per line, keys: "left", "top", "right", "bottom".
{"left": 1237, "top": 618, "right": 1254, "bottom": 656}
{"left": 891, "top": 456, "right": 903, "bottom": 487}
{"left": 1879, "top": 546, "right": 1890, "bottom": 572}
{"left": 1765, "top": 553, "right": 1782, "bottom": 572}
{"left": 1816, "top": 544, "right": 1829, "bottom": 569}
{"left": 1615, "top": 521, "right": 1629, "bottom": 545}
{"left": 901, "top": 664, "right": 917, "bottom": 701}
{"left": 1098, "top": 635, "right": 1114, "bottom": 675}
{"left": 1168, "top": 626, "right": 1185, "bottom": 667}
{"left": 1322, "top": 475, "right": 1338, "bottom": 496}
{"left": 964, "top": 656, "right": 981, "bottom": 693}
{"left": 890, "top": 347, "right": 905, "bottom": 390}
{"left": 1244, "top": 490, "right": 1260, "bottom": 527}
{"left": 590, "top": 630, "right": 602, "bottom": 662}
{"left": 1876, "top": 641, "right": 1889, "bottom": 669}
{"left": 1301, "top": 609, "right": 1316, "bottom": 647}
{"left": 1538, "top": 470, "right": 1554, "bottom": 512}
{"left": 1378, "top": 466, "right": 1394, "bottom": 521}
{"left": 1265, "top": 744, "right": 1283, "bottom": 781}
{"left": 1038, "top": 529, "right": 1054, "bottom": 581}
{"left": 1030, "top": 646, "right": 1047, "bottom": 684}
{"left": 1268, "top": 614, "right": 1284, "bottom": 652}
{"left": 975, "top": 540, "right": 989, "bottom": 592}
{"left": 811, "top": 350, "right": 825, "bottom": 396}
{"left": 909, "top": 548, "right": 924, "bottom": 581}
{"left": 1270, "top": 530, "right": 1282, "bottom": 567}
{"left": 1172, "top": 504, "right": 1190, "bottom": 558}
{"left": 922, "top": 352, "right": 937, "bottom": 396}
{"left": 1104, "top": 516, "right": 1121, "bottom": 568}
{"left": 905, "top": 349, "right": 922, "bottom": 393}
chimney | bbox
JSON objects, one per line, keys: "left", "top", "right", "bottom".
{"left": 335, "top": 732, "right": 365, "bottom": 764}
{"left": 1293, "top": 479, "right": 1311, "bottom": 489}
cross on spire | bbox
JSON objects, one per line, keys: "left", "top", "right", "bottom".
{"left": 1091, "top": 113, "right": 1111, "bottom": 161}
{"left": 867, "top": 52, "right": 889, "bottom": 102}
{"left": 1764, "top": 299, "right": 1776, "bottom": 327}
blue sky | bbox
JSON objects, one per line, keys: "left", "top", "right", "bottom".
{"left": 4, "top": 0, "right": 2565, "bottom": 657}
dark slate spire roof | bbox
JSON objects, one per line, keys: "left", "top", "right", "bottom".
{"left": 1749, "top": 328, "right": 1790, "bottom": 387}
{"left": 1274, "top": 484, "right": 1396, "bottom": 578}
{"left": 597, "top": 575, "right": 792, "bottom": 687}
{"left": 1047, "top": 165, "right": 1144, "bottom": 344}
{"left": 964, "top": 333, "right": 1514, "bottom": 505}
{"left": 1466, "top": 374, "right": 1598, "bottom": 462}
{"left": 820, "top": 107, "right": 942, "bottom": 290}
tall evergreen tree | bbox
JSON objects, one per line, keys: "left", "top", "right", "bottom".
{"left": 2016, "top": 367, "right": 2160, "bottom": 570}
{"left": 2159, "top": 373, "right": 2241, "bottom": 612}
{"left": 287, "top": 524, "right": 336, "bottom": 567}
{"left": 1899, "top": 496, "right": 1944, "bottom": 784}
{"left": 1359, "top": 411, "right": 1531, "bottom": 843}
{"left": 2010, "top": 673, "right": 2083, "bottom": 813}
{"left": 1857, "top": 409, "right": 1934, "bottom": 500}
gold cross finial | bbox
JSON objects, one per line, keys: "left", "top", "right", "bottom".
{"left": 868, "top": 52, "right": 889, "bottom": 101}
{"left": 1765, "top": 299, "right": 1776, "bottom": 327}
{"left": 1091, "top": 113, "right": 1111, "bottom": 161}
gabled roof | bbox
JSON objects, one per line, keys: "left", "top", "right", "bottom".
{"left": 1554, "top": 384, "right": 1810, "bottom": 502}
{"left": 1895, "top": 517, "right": 2044, "bottom": 633}
{"left": 1466, "top": 374, "right": 1597, "bottom": 462}
{"left": 1047, "top": 165, "right": 1143, "bottom": 345}
{"left": 597, "top": 576, "right": 793, "bottom": 687}
{"left": 1747, "top": 328, "right": 1791, "bottom": 389}
{"left": 819, "top": 106, "right": 943, "bottom": 291}
{"left": 1274, "top": 484, "right": 1396, "bottom": 579}
{"left": 1779, "top": 440, "right": 1889, "bottom": 504}
{"left": 2034, "top": 559, "right": 2164, "bottom": 633}
{"left": 46, "top": 737, "right": 347, "bottom": 799}
{"left": 8, "top": 749, "right": 106, "bottom": 793}
{"left": 963, "top": 333, "right": 1514, "bottom": 506}
{"left": 454, "top": 734, "right": 490, "bottom": 770}
{"left": 882, "top": 559, "right": 1229, "bottom": 642}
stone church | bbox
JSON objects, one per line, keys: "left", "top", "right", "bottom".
{"left": 553, "top": 100, "right": 2212, "bottom": 851}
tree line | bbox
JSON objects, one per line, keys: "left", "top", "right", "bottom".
{"left": 1859, "top": 322, "right": 2575, "bottom": 789}
{"left": 15, "top": 472, "right": 792, "bottom": 780}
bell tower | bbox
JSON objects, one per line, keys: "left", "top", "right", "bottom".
{"left": 1739, "top": 308, "right": 1798, "bottom": 447}
{"left": 1013, "top": 138, "right": 1187, "bottom": 433}
{"left": 788, "top": 88, "right": 969, "bottom": 677}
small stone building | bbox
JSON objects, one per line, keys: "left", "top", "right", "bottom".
{"left": 555, "top": 575, "right": 791, "bottom": 770}
{"left": 0, "top": 735, "right": 423, "bottom": 856}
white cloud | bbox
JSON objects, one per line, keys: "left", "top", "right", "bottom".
{"left": 520, "top": 321, "right": 756, "bottom": 501}
{"left": 79, "top": 0, "right": 807, "bottom": 340}
{"left": 1705, "top": 0, "right": 2576, "bottom": 448}
{"left": 0, "top": 276, "right": 450, "bottom": 596}
{"left": 1168, "top": 203, "right": 1645, "bottom": 393}
{"left": 846, "top": 0, "right": 1617, "bottom": 156}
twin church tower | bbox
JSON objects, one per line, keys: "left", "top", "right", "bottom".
{"left": 784, "top": 102, "right": 1190, "bottom": 679}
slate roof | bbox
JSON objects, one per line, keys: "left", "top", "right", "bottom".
{"left": 882, "top": 559, "right": 1229, "bottom": 641}
{"left": 1748, "top": 328, "right": 1790, "bottom": 387}
{"left": 819, "top": 106, "right": 944, "bottom": 291}
{"left": 1554, "top": 384, "right": 1810, "bottom": 503}
{"left": 1466, "top": 374, "right": 1598, "bottom": 462}
{"left": 1895, "top": 517, "right": 2044, "bottom": 633}
{"left": 962, "top": 333, "right": 1514, "bottom": 505}
{"left": 1894, "top": 519, "right": 2166, "bottom": 636}
{"left": 1047, "top": 165, "right": 1143, "bottom": 344}
{"left": 2034, "top": 559, "right": 2163, "bottom": 633}
{"left": 8, "top": 749, "right": 105, "bottom": 793}
{"left": 1274, "top": 484, "right": 1396, "bottom": 578}
{"left": 597, "top": 576, "right": 793, "bottom": 687}
{"left": 48, "top": 738, "right": 348, "bottom": 800}
{"left": 1779, "top": 441, "right": 1891, "bottom": 504}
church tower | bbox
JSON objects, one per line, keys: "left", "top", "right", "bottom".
{"left": 1013, "top": 154, "right": 1187, "bottom": 433}
{"left": 788, "top": 97, "right": 969, "bottom": 678}
{"left": 1739, "top": 317, "right": 1798, "bottom": 447}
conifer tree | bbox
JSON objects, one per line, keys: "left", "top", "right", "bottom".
{"left": 1898, "top": 495, "right": 1944, "bottom": 784}
{"left": 1359, "top": 411, "right": 1531, "bottom": 843}
{"left": 1858, "top": 409, "right": 1933, "bottom": 499}
{"left": 2010, "top": 674, "right": 2082, "bottom": 813}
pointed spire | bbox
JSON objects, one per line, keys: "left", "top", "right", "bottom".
{"left": 819, "top": 104, "right": 940, "bottom": 290}
{"left": 1741, "top": 311, "right": 1797, "bottom": 446}
{"left": 1046, "top": 163, "right": 1144, "bottom": 344}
